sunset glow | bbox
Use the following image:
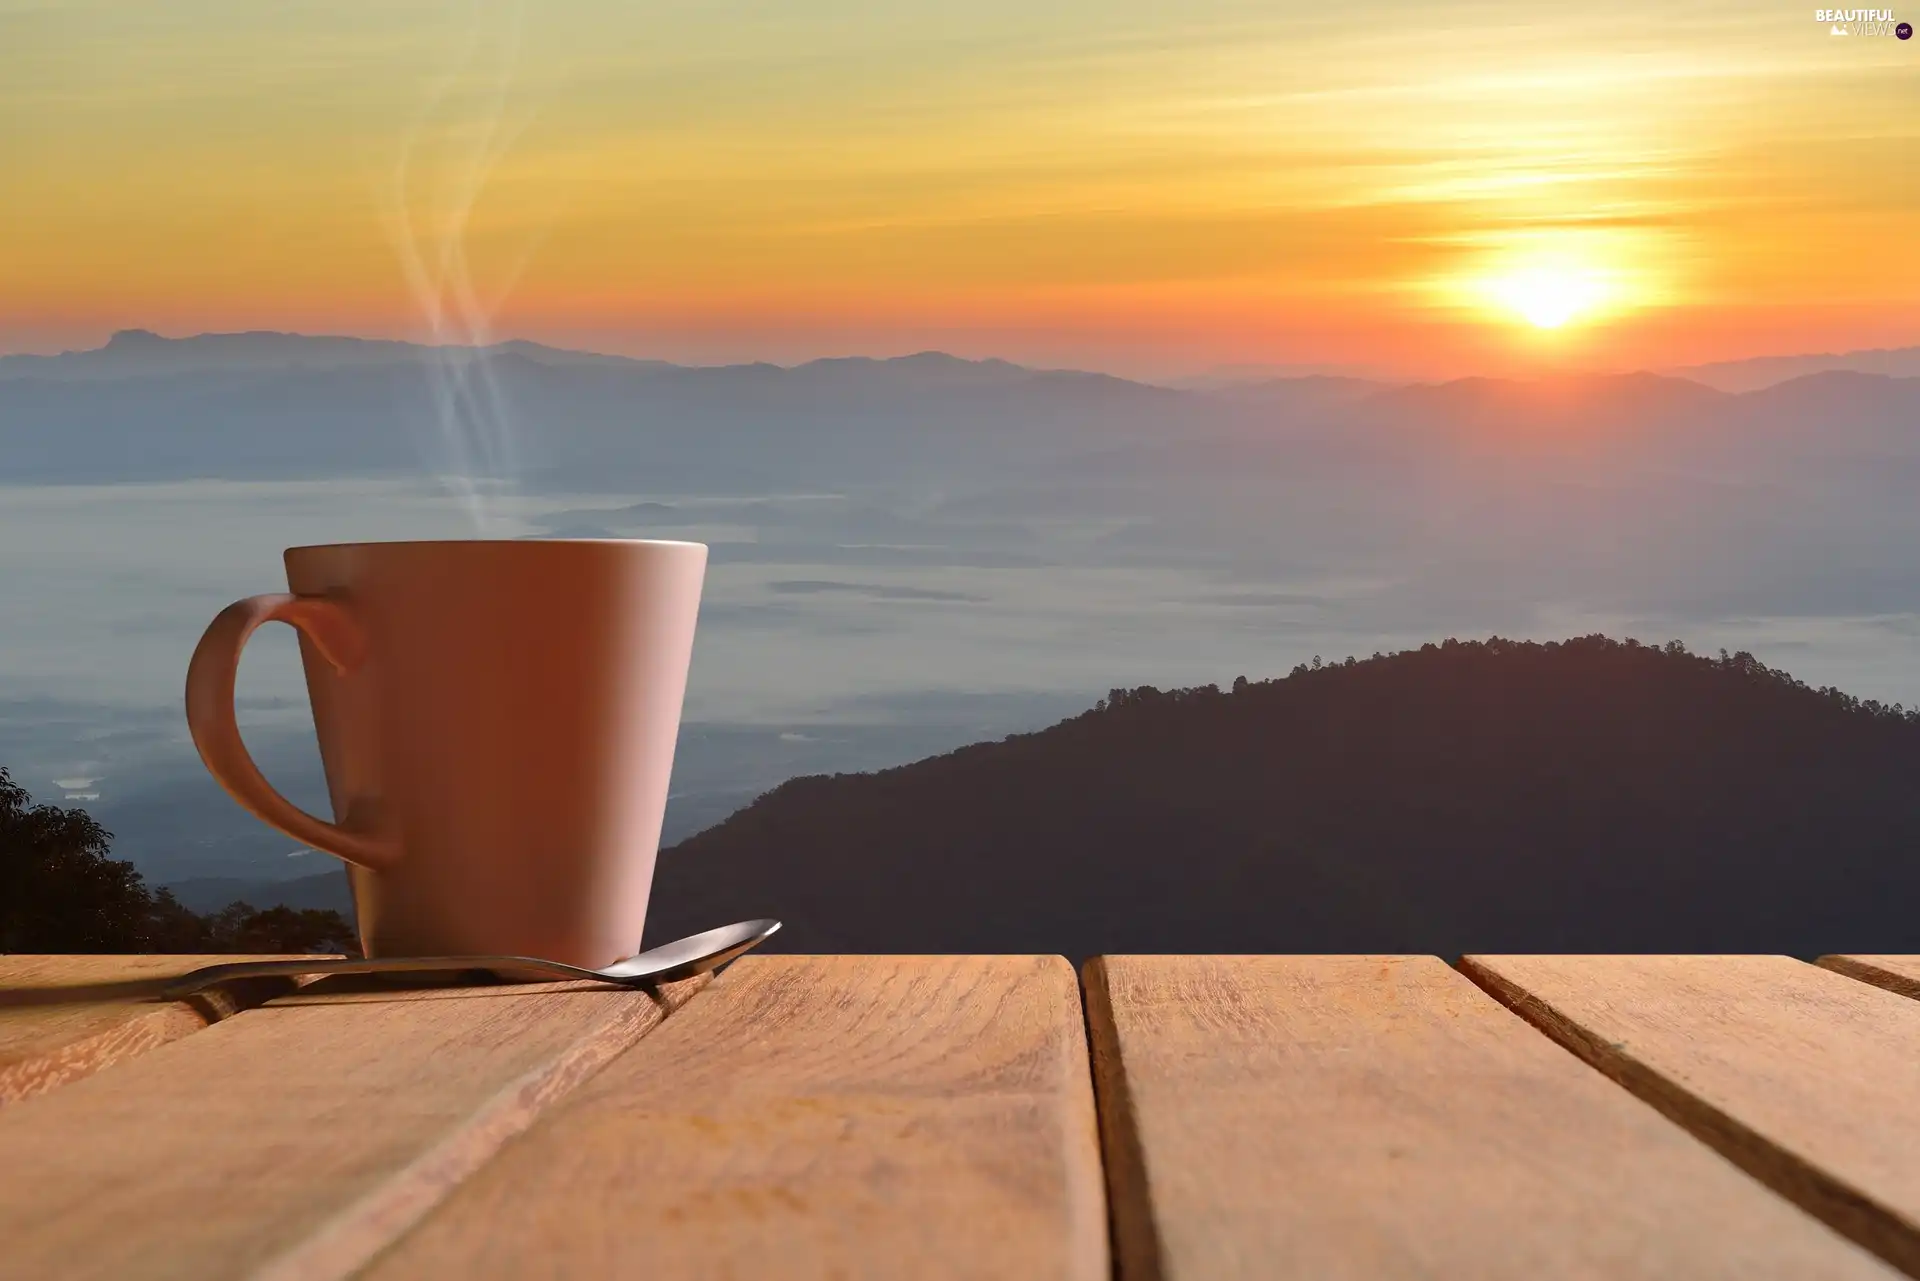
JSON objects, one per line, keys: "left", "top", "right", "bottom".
{"left": 2, "top": 1, "right": 1917, "bottom": 376}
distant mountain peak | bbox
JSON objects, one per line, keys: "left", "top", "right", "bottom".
{"left": 0, "top": 328, "right": 671, "bottom": 382}
{"left": 1755, "top": 367, "right": 1903, "bottom": 391}
{"left": 792, "top": 351, "right": 1029, "bottom": 374}
{"left": 103, "top": 328, "right": 168, "bottom": 347}
{"left": 895, "top": 350, "right": 1023, "bottom": 372}
{"left": 1663, "top": 344, "right": 1920, "bottom": 393}
{"left": 1360, "top": 367, "right": 1725, "bottom": 421}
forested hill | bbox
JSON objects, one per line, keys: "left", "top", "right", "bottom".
{"left": 644, "top": 637, "right": 1920, "bottom": 959}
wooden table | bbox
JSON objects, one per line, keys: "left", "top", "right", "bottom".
{"left": 5, "top": 952, "right": 1920, "bottom": 1280}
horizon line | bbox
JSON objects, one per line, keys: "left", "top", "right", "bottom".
{"left": 4, "top": 325, "right": 1919, "bottom": 390}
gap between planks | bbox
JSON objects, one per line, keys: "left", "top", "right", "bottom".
{"left": 0, "top": 954, "right": 336, "bottom": 1107}
{"left": 1818, "top": 957, "right": 1920, "bottom": 1003}
{"left": 1462, "top": 954, "right": 1920, "bottom": 1281}
{"left": 1088, "top": 954, "right": 1895, "bottom": 1281}
{"left": 352, "top": 954, "right": 1110, "bottom": 1281}
{"left": 0, "top": 971, "right": 708, "bottom": 1281}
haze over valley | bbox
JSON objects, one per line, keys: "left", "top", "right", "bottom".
{"left": 3, "top": 330, "right": 1918, "bottom": 901}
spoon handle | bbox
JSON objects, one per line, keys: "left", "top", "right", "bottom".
{"left": 154, "top": 919, "right": 781, "bottom": 999}
{"left": 158, "top": 954, "right": 593, "bottom": 998}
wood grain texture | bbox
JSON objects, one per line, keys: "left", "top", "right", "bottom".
{"left": 1087, "top": 954, "right": 1894, "bottom": 1281}
{"left": 0, "top": 954, "right": 328, "bottom": 1106}
{"left": 1463, "top": 954, "right": 1920, "bottom": 1279}
{"left": 0, "top": 971, "right": 705, "bottom": 1281}
{"left": 358, "top": 954, "right": 1109, "bottom": 1281}
{"left": 1819, "top": 956, "right": 1920, "bottom": 1002}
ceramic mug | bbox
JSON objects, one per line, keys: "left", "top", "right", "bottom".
{"left": 185, "top": 538, "right": 707, "bottom": 965}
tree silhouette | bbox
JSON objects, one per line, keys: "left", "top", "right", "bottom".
{"left": 197, "top": 902, "right": 357, "bottom": 953}
{"left": 0, "top": 765, "right": 355, "bottom": 953}
{"left": 1, "top": 766, "right": 151, "bottom": 951}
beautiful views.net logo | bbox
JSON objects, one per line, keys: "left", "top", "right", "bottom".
{"left": 1815, "top": 7, "right": 1912, "bottom": 35}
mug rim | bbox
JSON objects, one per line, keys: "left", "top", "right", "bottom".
{"left": 286, "top": 538, "right": 708, "bottom": 553}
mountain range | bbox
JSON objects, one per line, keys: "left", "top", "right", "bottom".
{"left": 3, "top": 330, "right": 1918, "bottom": 494}
{"left": 8, "top": 327, "right": 1919, "bottom": 390}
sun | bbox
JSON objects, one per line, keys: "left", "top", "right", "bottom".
{"left": 1444, "top": 237, "right": 1652, "bottom": 335}
{"left": 1481, "top": 262, "right": 1611, "bottom": 330}
{"left": 1487, "top": 266, "right": 1606, "bottom": 329}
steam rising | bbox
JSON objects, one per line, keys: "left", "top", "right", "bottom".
{"left": 384, "top": 0, "right": 539, "bottom": 534}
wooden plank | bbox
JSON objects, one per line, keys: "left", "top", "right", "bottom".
{"left": 1087, "top": 954, "right": 1894, "bottom": 1281}
{"left": 0, "top": 954, "right": 331, "bottom": 1107}
{"left": 1819, "top": 956, "right": 1920, "bottom": 1002}
{"left": 0, "top": 971, "right": 707, "bottom": 1281}
{"left": 358, "top": 954, "right": 1108, "bottom": 1281}
{"left": 1462, "top": 954, "right": 1920, "bottom": 1279}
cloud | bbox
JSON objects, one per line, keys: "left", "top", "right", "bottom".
{"left": 765, "top": 579, "right": 985, "bottom": 602}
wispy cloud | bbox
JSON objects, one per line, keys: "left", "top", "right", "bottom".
{"left": 1, "top": 0, "right": 1914, "bottom": 373}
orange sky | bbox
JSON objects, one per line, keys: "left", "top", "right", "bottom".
{"left": 3, "top": 1, "right": 1917, "bottom": 378}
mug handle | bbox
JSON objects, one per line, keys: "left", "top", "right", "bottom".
{"left": 185, "top": 593, "right": 401, "bottom": 872}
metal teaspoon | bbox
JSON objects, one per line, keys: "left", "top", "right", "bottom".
{"left": 157, "top": 918, "right": 781, "bottom": 998}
